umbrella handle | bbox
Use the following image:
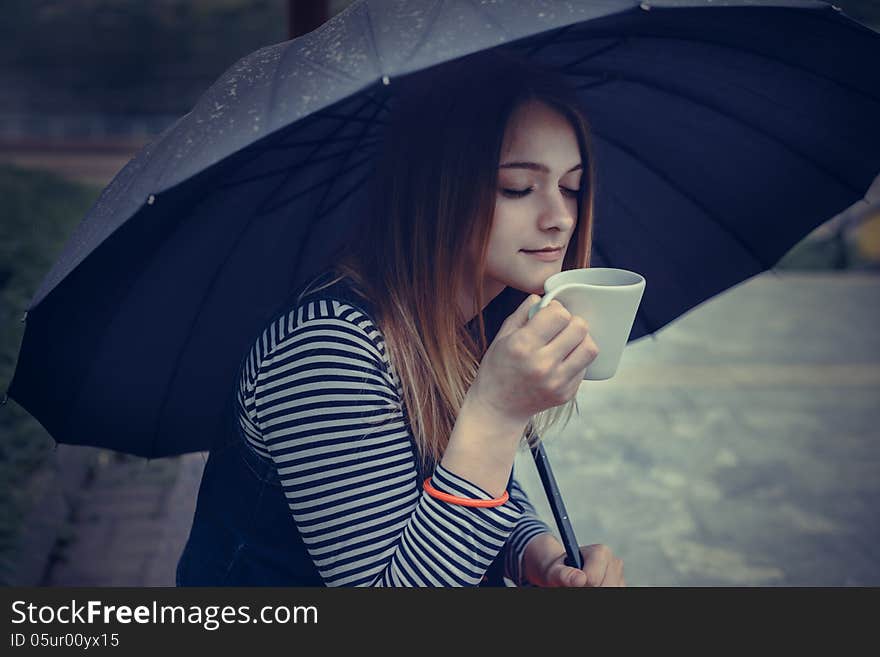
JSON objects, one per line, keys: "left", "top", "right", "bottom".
{"left": 530, "top": 441, "right": 584, "bottom": 570}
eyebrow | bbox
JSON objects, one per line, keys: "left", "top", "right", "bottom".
{"left": 499, "top": 161, "right": 582, "bottom": 174}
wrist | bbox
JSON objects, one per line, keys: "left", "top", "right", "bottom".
{"left": 462, "top": 390, "right": 531, "bottom": 436}
{"left": 440, "top": 396, "right": 528, "bottom": 498}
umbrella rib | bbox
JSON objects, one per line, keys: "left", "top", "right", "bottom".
{"left": 289, "top": 94, "right": 389, "bottom": 287}
{"left": 311, "top": 167, "right": 375, "bottom": 227}
{"left": 557, "top": 36, "right": 628, "bottom": 71}
{"left": 257, "top": 134, "right": 382, "bottom": 158}
{"left": 591, "top": 130, "right": 776, "bottom": 272}
{"left": 572, "top": 73, "right": 614, "bottom": 92}
{"left": 314, "top": 125, "right": 375, "bottom": 219}
{"left": 263, "top": 38, "right": 299, "bottom": 137}
{"left": 257, "top": 91, "right": 390, "bottom": 215}
{"left": 607, "top": 185, "right": 751, "bottom": 311}
{"left": 338, "top": 87, "right": 391, "bottom": 116}
{"left": 292, "top": 50, "right": 363, "bottom": 85}
{"left": 263, "top": 24, "right": 361, "bottom": 130}
{"left": 258, "top": 150, "right": 376, "bottom": 216}
{"left": 218, "top": 93, "right": 387, "bottom": 187}
{"left": 219, "top": 107, "right": 337, "bottom": 177}
{"left": 522, "top": 22, "right": 577, "bottom": 59}
{"left": 587, "top": 212, "right": 660, "bottom": 337}
{"left": 604, "top": 186, "right": 783, "bottom": 337}
{"left": 551, "top": 27, "right": 880, "bottom": 104}
{"left": 359, "top": 0, "right": 387, "bottom": 79}
{"left": 218, "top": 138, "right": 381, "bottom": 191}
{"left": 250, "top": 93, "right": 387, "bottom": 214}
{"left": 398, "top": 0, "right": 446, "bottom": 66}
{"left": 574, "top": 66, "right": 870, "bottom": 196}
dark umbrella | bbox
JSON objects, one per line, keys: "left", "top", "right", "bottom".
{"left": 5, "top": 0, "right": 879, "bottom": 571}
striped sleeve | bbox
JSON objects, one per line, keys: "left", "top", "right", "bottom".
{"left": 237, "top": 296, "right": 533, "bottom": 587}
{"left": 504, "top": 476, "right": 555, "bottom": 586}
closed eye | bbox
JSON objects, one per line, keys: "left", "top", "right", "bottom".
{"left": 502, "top": 187, "right": 579, "bottom": 198}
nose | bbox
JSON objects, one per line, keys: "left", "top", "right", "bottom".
{"left": 538, "top": 188, "right": 576, "bottom": 234}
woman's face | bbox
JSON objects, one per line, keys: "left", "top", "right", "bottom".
{"left": 482, "top": 99, "right": 582, "bottom": 297}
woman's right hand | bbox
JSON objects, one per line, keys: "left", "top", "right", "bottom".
{"left": 467, "top": 294, "right": 600, "bottom": 425}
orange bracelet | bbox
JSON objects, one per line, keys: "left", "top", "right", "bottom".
{"left": 422, "top": 477, "right": 509, "bottom": 508}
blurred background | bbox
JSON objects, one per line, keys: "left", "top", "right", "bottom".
{"left": 1, "top": 0, "right": 878, "bottom": 587}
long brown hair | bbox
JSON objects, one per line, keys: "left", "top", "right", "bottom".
{"left": 303, "top": 47, "right": 595, "bottom": 471}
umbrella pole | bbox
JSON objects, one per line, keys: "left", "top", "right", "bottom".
{"left": 530, "top": 441, "right": 583, "bottom": 570}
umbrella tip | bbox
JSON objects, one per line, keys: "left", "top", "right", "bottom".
{"left": 147, "top": 194, "right": 156, "bottom": 205}
{"left": 639, "top": 2, "right": 651, "bottom": 10}
{"left": 20, "top": 311, "right": 27, "bottom": 323}
{"left": 381, "top": 75, "right": 390, "bottom": 86}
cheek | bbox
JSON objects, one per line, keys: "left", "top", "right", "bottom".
{"left": 482, "top": 225, "right": 507, "bottom": 269}
{"left": 485, "top": 223, "right": 517, "bottom": 262}
{"left": 487, "top": 205, "right": 522, "bottom": 242}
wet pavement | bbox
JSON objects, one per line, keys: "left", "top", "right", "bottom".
{"left": 515, "top": 271, "right": 880, "bottom": 586}
{"left": 42, "top": 271, "right": 880, "bottom": 586}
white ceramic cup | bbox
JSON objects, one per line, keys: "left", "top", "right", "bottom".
{"left": 527, "top": 268, "right": 646, "bottom": 380}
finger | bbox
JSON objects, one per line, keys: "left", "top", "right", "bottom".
{"left": 602, "top": 558, "right": 625, "bottom": 587}
{"left": 541, "top": 316, "right": 589, "bottom": 364}
{"left": 527, "top": 299, "right": 573, "bottom": 344}
{"left": 499, "top": 294, "right": 542, "bottom": 337}
{"left": 545, "top": 562, "right": 587, "bottom": 587}
{"left": 557, "top": 330, "right": 599, "bottom": 381}
{"left": 569, "top": 569, "right": 588, "bottom": 587}
{"left": 581, "top": 548, "right": 611, "bottom": 587}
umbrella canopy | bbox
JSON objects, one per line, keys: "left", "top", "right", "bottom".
{"left": 6, "top": 0, "right": 880, "bottom": 457}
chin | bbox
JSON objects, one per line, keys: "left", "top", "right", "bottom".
{"left": 491, "top": 260, "right": 562, "bottom": 296}
{"left": 509, "top": 273, "right": 553, "bottom": 296}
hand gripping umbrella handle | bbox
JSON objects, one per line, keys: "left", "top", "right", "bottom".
{"left": 530, "top": 441, "right": 584, "bottom": 570}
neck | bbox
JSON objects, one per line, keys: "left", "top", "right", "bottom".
{"left": 458, "top": 279, "right": 506, "bottom": 324}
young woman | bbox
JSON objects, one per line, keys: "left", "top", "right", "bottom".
{"left": 176, "top": 48, "right": 625, "bottom": 587}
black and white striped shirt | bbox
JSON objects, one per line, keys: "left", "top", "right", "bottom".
{"left": 236, "top": 290, "right": 552, "bottom": 586}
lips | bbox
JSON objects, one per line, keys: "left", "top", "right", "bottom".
{"left": 522, "top": 247, "right": 564, "bottom": 261}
